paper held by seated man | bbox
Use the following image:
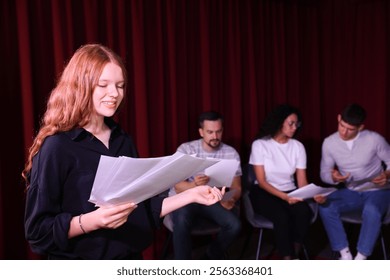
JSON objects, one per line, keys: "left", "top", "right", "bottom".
{"left": 203, "top": 158, "right": 240, "bottom": 201}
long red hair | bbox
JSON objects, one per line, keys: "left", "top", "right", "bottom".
{"left": 22, "top": 44, "right": 127, "bottom": 186}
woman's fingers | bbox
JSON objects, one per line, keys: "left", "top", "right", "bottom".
{"left": 98, "top": 202, "right": 138, "bottom": 228}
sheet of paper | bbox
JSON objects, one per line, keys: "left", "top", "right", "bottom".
{"left": 287, "top": 183, "right": 337, "bottom": 200}
{"left": 347, "top": 172, "right": 383, "bottom": 190}
{"left": 204, "top": 159, "right": 240, "bottom": 188}
{"left": 90, "top": 156, "right": 163, "bottom": 202}
{"left": 89, "top": 152, "right": 220, "bottom": 206}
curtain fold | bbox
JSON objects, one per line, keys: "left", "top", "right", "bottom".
{"left": 2, "top": 0, "right": 390, "bottom": 259}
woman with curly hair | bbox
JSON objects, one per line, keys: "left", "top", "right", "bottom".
{"left": 249, "top": 104, "right": 313, "bottom": 259}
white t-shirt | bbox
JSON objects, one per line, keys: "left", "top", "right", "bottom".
{"left": 249, "top": 138, "right": 307, "bottom": 192}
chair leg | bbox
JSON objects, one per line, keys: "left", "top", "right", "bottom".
{"left": 301, "top": 245, "right": 309, "bottom": 260}
{"left": 380, "top": 231, "right": 387, "bottom": 260}
{"left": 255, "top": 229, "right": 263, "bottom": 260}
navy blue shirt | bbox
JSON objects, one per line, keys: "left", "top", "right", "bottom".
{"left": 25, "top": 118, "right": 164, "bottom": 259}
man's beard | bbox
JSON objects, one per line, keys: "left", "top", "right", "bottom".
{"left": 206, "top": 139, "right": 221, "bottom": 149}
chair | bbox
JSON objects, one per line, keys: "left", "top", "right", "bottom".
{"left": 333, "top": 207, "right": 390, "bottom": 259}
{"left": 240, "top": 164, "right": 318, "bottom": 259}
{"left": 159, "top": 213, "right": 221, "bottom": 259}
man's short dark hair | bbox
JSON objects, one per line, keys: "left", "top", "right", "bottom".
{"left": 198, "top": 111, "right": 224, "bottom": 128}
{"left": 341, "top": 103, "right": 366, "bottom": 126}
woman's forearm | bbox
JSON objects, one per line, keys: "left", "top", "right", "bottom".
{"left": 160, "top": 191, "right": 193, "bottom": 217}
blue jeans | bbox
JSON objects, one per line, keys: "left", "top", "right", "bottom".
{"left": 171, "top": 203, "right": 241, "bottom": 259}
{"left": 319, "top": 188, "right": 390, "bottom": 256}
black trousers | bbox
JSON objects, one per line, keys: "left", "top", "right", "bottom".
{"left": 249, "top": 186, "right": 312, "bottom": 257}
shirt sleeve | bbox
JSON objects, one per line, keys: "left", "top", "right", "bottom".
{"left": 24, "top": 138, "right": 72, "bottom": 255}
{"left": 148, "top": 196, "right": 165, "bottom": 228}
{"left": 231, "top": 149, "right": 242, "bottom": 177}
{"left": 296, "top": 141, "right": 307, "bottom": 169}
{"left": 249, "top": 140, "right": 265, "bottom": 165}
{"left": 320, "top": 138, "right": 336, "bottom": 185}
{"left": 375, "top": 133, "right": 390, "bottom": 170}
{"left": 176, "top": 143, "right": 190, "bottom": 154}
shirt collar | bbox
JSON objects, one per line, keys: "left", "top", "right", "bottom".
{"left": 65, "top": 118, "right": 123, "bottom": 141}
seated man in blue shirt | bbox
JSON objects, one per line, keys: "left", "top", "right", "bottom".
{"left": 319, "top": 103, "right": 390, "bottom": 260}
{"left": 169, "top": 111, "right": 242, "bottom": 259}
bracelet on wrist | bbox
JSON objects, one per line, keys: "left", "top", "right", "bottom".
{"left": 78, "top": 214, "right": 88, "bottom": 234}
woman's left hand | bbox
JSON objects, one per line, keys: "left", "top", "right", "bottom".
{"left": 285, "top": 195, "right": 303, "bottom": 205}
{"left": 192, "top": 185, "right": 226, "bottom": 205}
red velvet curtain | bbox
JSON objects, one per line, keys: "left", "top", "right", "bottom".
{"left": 1, "top": 0, "right": 390, "bottom": 259}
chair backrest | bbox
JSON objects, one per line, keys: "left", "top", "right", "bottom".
{"left": 241, "top": 190, "right": 274, "bottom": 229}
{"left": 241, "top": 164, "right": 274, "bottom": 229}
{"left": 241, "top": 163, "right": 255, "bottom": 217}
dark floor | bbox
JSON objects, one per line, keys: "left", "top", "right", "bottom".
{"left": 152, "top": 218, "right": 389, "bottom": 260}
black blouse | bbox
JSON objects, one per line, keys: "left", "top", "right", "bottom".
{"left": 24, "top": 118, "right": 164, "bottom": 259}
